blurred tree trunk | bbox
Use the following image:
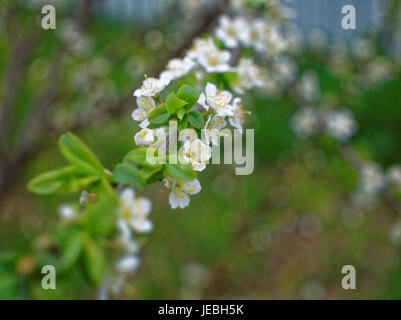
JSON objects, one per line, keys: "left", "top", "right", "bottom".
{"left": 76, "top": 0, "right": 94, "bottom": 30}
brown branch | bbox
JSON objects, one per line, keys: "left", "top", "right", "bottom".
{"left": 337, "top": 143, "right": 363, "bottom": 171}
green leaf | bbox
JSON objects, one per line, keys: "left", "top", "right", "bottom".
{"left": 222, "top": 72, "right": 239, "bottom": 85}
{"left": 28, "top": 166, "right": 100, "bottom": 195}
{"left": 177, "top": 107, "right": 186, "bottom": 120}
{"left": 85, "top": 179, "right": 119, "bottom": 236}
{"left": 113, "top": 163, "right": 146, "bottom": 189}
{"left": 177, "top": 72, "right": 197, "bottom": 87}
{"left": 165, "top": 162, "right": 196, "bottom": 182}
{"left": 141, "top": 167, "right": 164, "bottom": 183}
{"left": 148, "top": 104, "right": 171, "bottom": 124}
{"left": 178, "top": 115, "right": 189, "bottom": 131}
{"left": 124, "top": 148, "right": 162, "bottom": 169}
{"left": 0, "top": 273, "right": 18, "bottom": 299}
{"left": 59, "top": 132, "right": 105, "bottom": 177}
{"left": 176, "top": 85, "right": 201, "bottom": 111}
{"left": 166, "top": 92, "right": 188, "bottom": 115}
{"left": 83, "top": 236, "right": 105, "bottom": 286}
{"left": 60, "top": 231, "right": 85, "bottom": 271}
{"left": 188, "top": 111, "right": 205, "bottom": 129}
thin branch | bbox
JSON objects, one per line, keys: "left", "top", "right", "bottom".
{"left": 287, "top": 84, "right": 401, "bottom": 216}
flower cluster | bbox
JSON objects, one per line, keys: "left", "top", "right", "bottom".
{"left": 291, "top": 106, "right": 357, "bottom": 143}
{"left": 131, "top": 24, "right": 272, "bottom": 209}
{"left": 215, "top": 14, "right": 288, "bottom": 55}
{"left": 57, "top": 187, "right": 153, "bottom": 299}
{"left": 103, "top": 188, "right": 153, "bottom": 297}
{"left": 356, "top": 163, "right": 401, "bottom": 198}
{"left": 57, "top": 19, "right": 93, "bottom": 56}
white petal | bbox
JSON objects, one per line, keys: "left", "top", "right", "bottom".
{"left": 133, "top": 88, "right": 143, "bottom": 97}
{"left": 160, "top": 70, "right": 174, "bottom": 83}
{"left": 134, "top": 128, "right": 155, "bottom": 146}
{"left": 130, "top": 218, "right": 153, "bottom": 233}
{"left": 163, "top": 178, "right": 173, "bottom": 188}
{"left": 58, "top": 205, "right": 77, "bottom": 221}
{"left": 210, "top": 116, "right": 227, "bottom": 130}
{"left": 169, "top": 191, "right": 190, "bottom": 209}
{"left": 197, "top": 93, "right": 208, "bottom": 111}
{"left": 209, "top": 130, "right": 221, "bottom": 146}
{"left": 229, "top": 117, "right": 242, "bottom": 133}
{"left": 219, "top": 90, "right": 233, "bottom": 104}
{"left": 191, "top": 161, "right": 206, "bottom": 172}
{"left": 205, "top": 82, "right": 217, "bottom": 97}
{"left": 181, "top": 179, "right": 201, "bottom": 195}
{"left": 116, "top": 219, "right": 132, "bottom": 240}
{"left": 131, "top": 108, "right": 146, "bottom": 121}
{"left": 137, "top": 96, "right": 155, "bottom": 110}
{"left": 116, "top": 255, "right": 141, "bottom": 274}
{"left": 139, "top": 118, "right": 150, "bottom": 129}
{"left": 219, "top": 15, "right": 231, "bottom": 27}
{"left": 119, "top": 188, "right": 135, "bottom": 204}
{"left": 133, "top": 197, "right": 152, "bottom": 217}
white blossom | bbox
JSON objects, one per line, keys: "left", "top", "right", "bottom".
{"left": 387, "top": 165, "right": 401, "bottom": 189}
{"left": 188, "top": 38, "right": 231, "bottom": 73}
{"left": 266, "top": 2, "right": 297, "bottom": 22}
{"left": 164, "top": 178, "right": 201, "bottom": 209}
{"left": 351, "top": 37, "right": 375, "bottom": 60}
{"left": 116, "top": 219, "right": 140, "bottom": 254}
{"left": 133, "top": 77, "right": 168, "bottom": 98}
{"left": 272, "top": 57, "right": 297, "bottom": 84}
{"left": 389, "top": 221, "right": 401, "bottom": 245}
{"left": 246, "top": 19, "right": 287, "bottom": 54}
{"left": 58, "top": 204, "right": 77, "bottom": 222}
{"left": 264, "top": 27, "right": 288, "bottom": 55}
{"left": 182, "top": 139, "right": 212, "bottom": 172}
{"left": 233, "top": 58, "right": 265, "bottom": 94}
{"left": 159, "top": 57, "right": 195, "bottom": 81}
{"left": 215, "top": 15, "right": 250, "bottom": 49}
{"left": 204, "top": 115, "right": 227, "bottom": 146}
{"left": 308, "top": 29, "right": 328, "bottom": 52}
{"left": 118, "top": 188, "right": 153, "bottom": 233}
{"left": 229, "top": 97, "right": 246, "bottom": 134}
{"left": 151, "top": 127, "right": 168, "bottom": 157}
{"left": 131, "top": 96, "right": 156, "bottom": 128}
{"left": 134, "top": 128, "right": 155, "bottom": 146}
{"left": 297, "top": 71, "right": 321, "bottom": 103}
{"left": 359, "top": 163, "right": 387, "bottom": 196}
{"left": 364, "top": 57, "right": 394, "bottom": 86}
{"left": 247, "top": 19, "right": 268, "bottom": 52}
{"left": 116, "top": 254, "right": 141, "bottom": 274}
{"left": 198, "top": 82, "right": 234, "bottom": 117}
{"left": 325, "top": 109, "right": 357, "bottom": 142}
{"left": 290, "top": 107, "right": 320, "bottom": 139}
